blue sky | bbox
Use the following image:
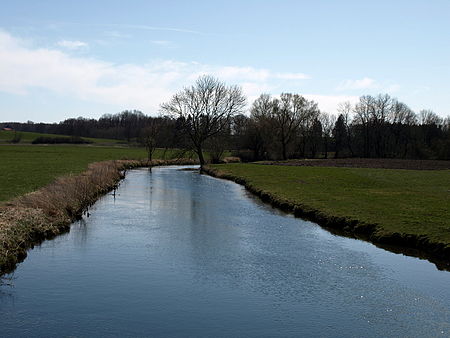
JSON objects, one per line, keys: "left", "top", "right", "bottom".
{"left": 0, "top": 0, "right": 449, "bottom": 122}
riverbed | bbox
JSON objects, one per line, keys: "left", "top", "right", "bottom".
{"left": 1, "top": 166, "right": 449, "bottom": 337}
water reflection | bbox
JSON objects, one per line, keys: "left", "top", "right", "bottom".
{"left": 72, "top": 218, "right": 89, "bottom": 248}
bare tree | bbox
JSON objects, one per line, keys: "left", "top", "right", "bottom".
{"left": 337, "top": 101, "right": 354, "bottom": 156}
{"left": 443, "top": 116, "right": 450, "bottom": 132}
{"left": 353, "top": 95, "right": 374, "bottom": 157}
{"left": 319, "top": 112, "right": 336, "bottom": 159}
{"left": 418, "top": 109, "right": 443, "bottom": 126}
{"left": 298, "top": 100, "right": 320, "bottom": 158}
{"left": 371, "top": 94, "right": 393, "bottom": 157}
{"left": 251, "top": 93, "right": 307, "bottom": 160}
{"left": 390, "top": 99, "right": 416, "bottom": 157}
{"left": 250, "top": 93, "right": 320, "bottom": 160}
{"left": 160, "top": 75, "right": 246, "bottom": 166}
{"left": 309, "top": 117, "right": 322, "bottom": 158}
{"left": 139, "top": 119, "right": 160, "bottom": 161}
{"left": 249, "top": 94, "right": 275, "bottom": 159}
{"left": 276, "top": 93, "right": 307, "bottom": 160}
{"left": 206, "top": 129, "right": 229, "bottom": 164}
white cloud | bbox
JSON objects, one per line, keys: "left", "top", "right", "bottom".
{"left": 275, "top": 72, "right": 309, "bottom": 80}
{"left": 337, "top": 77, "right": 377, "bottom": 91}
{"left": 213, "top": 66, "right": 271, "bottom": 81}
{"left": 240, "top": 82, "right": 276, "bottom": 105}
{"left": 0, "top": 30, "right": 312, "bottom": 114}
{"left": 303, "top": 94, "right": 360, "bottom": 114}
{"left": 57, "top": 40, "right": 88, "bottom": 50}
{"left": 188, "top": 66, "right": 309, "bottom": 84}
{"left": 336, "top": 77, "right": 401, "bottom": 94}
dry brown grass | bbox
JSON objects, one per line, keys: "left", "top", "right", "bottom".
{"left": 0, "top": 158, "right": 197, "bottom": 274}
{"left": 15, "top": 161, "right": 125, "bottom": 218}
{"left": 222, "top": 156, "right": 241, "bottom": 163}
{"left": 0, "top": 207, "right": 60, "bottom": 272}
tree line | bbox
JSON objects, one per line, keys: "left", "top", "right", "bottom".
{"left": 2, "top": 76, "right": 449, "bottom": 163}
{"left": 234, "top": 92, "right": 450, "bottom": 161}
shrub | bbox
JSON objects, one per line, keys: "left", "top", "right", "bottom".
{"left": 32, "top": 136, "right": 92, "bottom": 144}
{"left": 9, "top": 132, "right": 22, "bottom": 144}
{"left": 231, "top": 149, "right": 256, "bottom": 162}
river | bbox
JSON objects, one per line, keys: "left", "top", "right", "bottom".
{"left": 1, "top": 166, "right": 450, "bottom": 337}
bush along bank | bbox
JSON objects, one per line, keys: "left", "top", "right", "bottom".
{"left": 202, "top": 165, "right": 450, "bottom": 271}
{"left": 0, "top": 159, "right": 197, "bottom": 275}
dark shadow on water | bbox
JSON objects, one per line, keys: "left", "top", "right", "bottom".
{"left": 322, "top": 226, "right": 450, "bottom": 272}
{"left": 178, "top": 167, "right": 200, "bottom": 172}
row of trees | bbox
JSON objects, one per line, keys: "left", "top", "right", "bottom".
{"left": 5, "top": 110, "right": 153, "bottom": 141}
{"left": 3, "top": 76, "right": 449, "bottom": 163}
{"left": 232, "top": 92, "right": 450, "bottom": 161}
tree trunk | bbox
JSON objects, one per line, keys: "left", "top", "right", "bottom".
{"left": 346, "top": 127, "right": 354, "bottom": 157}
{"left": 347, "top": 138, "right": 354, "bottom": 157}
{"left": 197, "top": 145, "right": 206, "bottom": 166}
{"left": 282, "top": 141, "right": 287, "bottom": 160}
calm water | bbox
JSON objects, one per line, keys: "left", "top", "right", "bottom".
{"left": 1, "top": 166, "right": 450, "bottom": 337}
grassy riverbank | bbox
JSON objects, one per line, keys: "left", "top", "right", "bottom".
{"left": 0, "top": 145, "right": 191, "bottom": 202}
{"left": 0, "top": 137, "right": 199, "bottom": 275}
{"left": 205, "top": 163, "right": 450, "bottom": 262}
{"left": 0, "top": 158, "right": 197, "bottom": 274}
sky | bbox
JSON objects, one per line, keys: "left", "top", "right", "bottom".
{"left": 0, "top": 0, "right": 449, "bottom": 122}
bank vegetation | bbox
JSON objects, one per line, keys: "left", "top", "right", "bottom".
{"left": 203, "top": 163, "right": 450, "bottom": 269}
{"left": 0, "top": 159, "right": 196, "bottom": 275}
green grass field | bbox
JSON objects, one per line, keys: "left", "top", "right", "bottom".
{"left": 0, "top": 130, "right": 124, "bottom": 145}
{"left": 209, "top": 163, "right": 450, "bottom": 244}
{"left": 0, "top": 145, "right": 190, "bottom": 202}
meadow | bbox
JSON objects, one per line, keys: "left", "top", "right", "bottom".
{"left": 0, "top": 144, "right": 189, "bottom": 202}
{"left": 3, "top": 136, "right": 449, "bottom": 258}
{"left": 208, "top": 163, "right": 450, "bottom": 246}
{"left": 0, "top": 130, "right": 124, "bottom": 145}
